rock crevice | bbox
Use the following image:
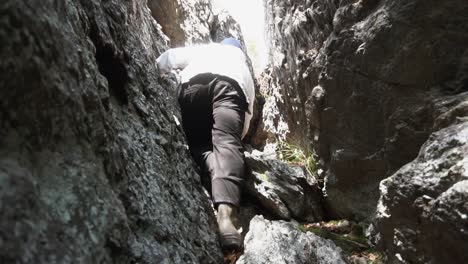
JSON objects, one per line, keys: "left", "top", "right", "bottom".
{"left": 2, "top": 0, "right": 468, "bottom": 263}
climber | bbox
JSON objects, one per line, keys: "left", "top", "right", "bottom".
{"left": 156, "top": 38, "right": 255, "bottom": 249}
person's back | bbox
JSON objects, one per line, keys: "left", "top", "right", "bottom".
{"left": 157, "top": 41, "right": 255, "bottom": 137}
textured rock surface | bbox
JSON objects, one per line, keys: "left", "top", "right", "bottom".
{"left": 148, "top": 0, "right": 213, "bottom": 46}
{"left": 237, "top": 215, "right": 346, "bottom": 264}
{"left": 147, "top": 0, "right": 256, "bottom": 48}
{"left": 373, "top": 122, "right": 468, "bottom": 263}
{"left": 210, "top": 10, "right": 244, "bottom": 45}
{"left": 245, "top": 150, "right": 324, "bottom": 221}
{"left": 263, "top": 0, "right": 468, "bottom": 220}
{"left": 0, "top": 0, "right": 223, "bottom": 262}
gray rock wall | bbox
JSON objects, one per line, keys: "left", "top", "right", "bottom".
{"left": 262, "top": 0, "right": 468, "bottom": 220}
{"left": 0, "top": 0, "right": 224, "bottom": 262}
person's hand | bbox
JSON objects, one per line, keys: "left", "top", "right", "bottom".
{"left": 166, "top": 71, "right": 179, "bottom": 82}
{"left": 158, "top": 71, "right": 180, "bottom": 88}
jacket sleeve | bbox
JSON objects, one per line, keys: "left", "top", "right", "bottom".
{"left": 156, "top": 46, "right": 198, "bottom": 74}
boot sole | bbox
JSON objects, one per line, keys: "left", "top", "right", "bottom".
{"left": 221, "top": 233, "right": 242, "bottom": 250}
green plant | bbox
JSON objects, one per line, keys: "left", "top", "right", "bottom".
{"left": 276, "top": 141, "right": 317, "bottom": 177}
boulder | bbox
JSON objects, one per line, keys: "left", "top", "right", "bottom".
{"left": 245, "top": 150, "right": 324, "bottom": 222}
{"left": 373, "top": 122, "right": 468, "bottom": 263}
{"left": 237, "top": 215, "right": 347, "bottom": 264}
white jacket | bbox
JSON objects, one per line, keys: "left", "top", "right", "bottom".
{"left": 156, "top": 43, "right": 255, "bottom": 138}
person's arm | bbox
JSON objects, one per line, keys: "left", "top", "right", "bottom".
{"left": 156, "top": 46, "right": 199, "bottom": 74}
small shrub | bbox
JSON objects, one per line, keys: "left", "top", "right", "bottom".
{"left": 276, "top": 141, "right": 317, "bottom": 178}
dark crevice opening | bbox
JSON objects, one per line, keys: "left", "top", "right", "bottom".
{"left": 89, "top": 24, "right": 129, "bottom": 106}
{"left": 96, "top": 45, "right": 129, "bottom": 106}
{"left": 460, "top": 78, "right": 468, "bottom": 93}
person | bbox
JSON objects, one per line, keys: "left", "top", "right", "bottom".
{"left": 156, "top": 38, "right": 255, "bottom": 249}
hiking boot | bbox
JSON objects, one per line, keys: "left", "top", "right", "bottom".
{"left": 217, "top": 203, "right": 242, "bottom": 250}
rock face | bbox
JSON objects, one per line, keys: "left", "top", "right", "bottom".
{"left": 374, "top": 122, "right": 468, "bottom": 263}
{"left": 147, "top": 0, "right": 213, "bottom": 46}
{"left": 237, "top": 215, "right": 346, "bottom": 264}
{"left": 0, "top": 0, "right": 234, "bottom": 262}
{"left": 263, "top": 0, "right": 468, "bottom": 220}
{"left": 245, "top": 150, "right": 324, "bottom": 222}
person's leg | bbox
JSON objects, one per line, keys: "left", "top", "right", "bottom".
{"left": 209, "top": 79, "right": 247, "bottom": 208}
{"left": 204, "top": 78, "right": 247, "bottom": 249}
{"left": 179, "top": 75, "right": 247, "bottom": 249}
{"left": 178, "top": 75, "right": 215, "bottom": 188}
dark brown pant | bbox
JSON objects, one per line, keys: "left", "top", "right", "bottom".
{"left": 178, "top": 73, "right": 248, "bottom": 207}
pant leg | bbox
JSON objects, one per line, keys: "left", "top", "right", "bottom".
{"left": 178, "top": 77, "right": 214, "bottom": 164}
{"left": 208, "top": 79, "right": 247, "bottom": 207}
{"left": 178, "top": 76, "right": 216, "bottom": 195}
{"left": 178, "top": 74, "right": 247, "bottom": 207}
